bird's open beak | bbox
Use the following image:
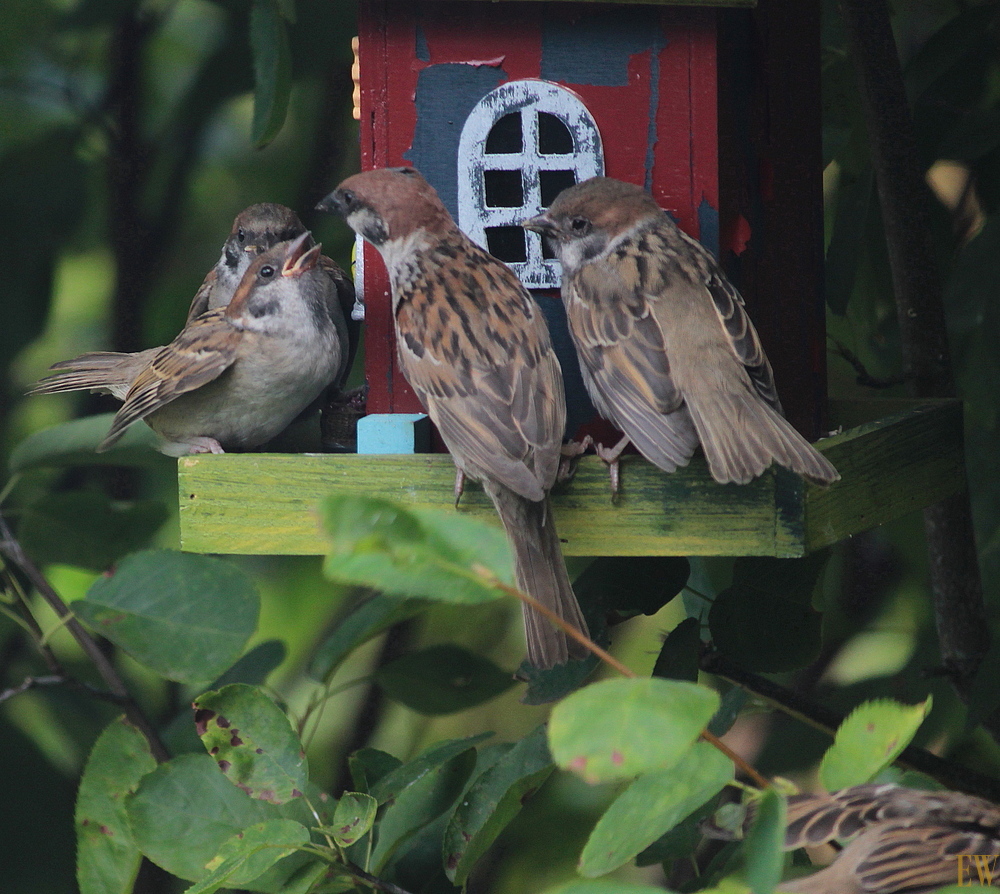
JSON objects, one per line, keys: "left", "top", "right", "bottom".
{"left": 522, "top": 212, "right": 555, "bottom": 235}
{"left": 282, "top": 232, "right": 320, "bottom": 276}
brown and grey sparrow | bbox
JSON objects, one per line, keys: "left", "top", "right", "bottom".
{"left": 32, "top": 204, "right": 357, "bottom": 401}
{"left": 524, "top": 177, "right": 839, "bottom": 488}
{"left": 708, "top": 783, "right": 1000, "bottom": 893}
{"left": 318, "top": 167, "right": 589, "bottom": 669}
{"left": 33, "top": 234, "right": 348, "bottom": 456}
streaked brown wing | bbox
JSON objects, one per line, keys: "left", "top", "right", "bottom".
{"left": 853, "top": 822, "right": 997, "bottom": 893}
{"left": 185, "top": 266, "right": 218, "bottom": 322}
{"left": 566, "top": 257, "right": 698, "bottom": 470}
{"left": 395, "top": 239, "right": 564, "bottom": 501}
{"left": 671, "top": 226, "right": 782, "bottom": 411}
{"left": 101, "top": 311, "right": 240, "bottom": 448}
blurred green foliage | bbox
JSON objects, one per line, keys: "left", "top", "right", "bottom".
{"left": 2, "top": 0, "right": 1000, "bottom": 892}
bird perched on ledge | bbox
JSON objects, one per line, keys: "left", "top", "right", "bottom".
{"left": 29, "top": 204, "right": 357, "bottom": 405}
{"left": 32, "top": 234, "right": 348, "bottom": 456}
{"left": 705, "top": 783, "right": 1000, "bottom": 893}
{"left": 318, "top": 166, "right": 589, "bottom": 670}
{"left": 524, "top": 177, "right": 839, "bottom": 491}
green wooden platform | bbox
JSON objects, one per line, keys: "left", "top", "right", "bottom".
{"left": 178, "top": 399, "right": 965, "bottom": 558}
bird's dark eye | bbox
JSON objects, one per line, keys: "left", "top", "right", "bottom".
{"left": 237, "top": 227, "right": 247, "bottom": 244}
{"left": 571, "top": 217, "right": 591, "bottom": 235}
{"left": 339, "top": 190, "right": 356, "bottom": 210}
{"left": 259, "top": 264, "right": 275, "bottom": 278}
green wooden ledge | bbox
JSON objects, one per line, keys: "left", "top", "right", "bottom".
{"left": 177, "top": 398, "right": 965, "bottom": 558}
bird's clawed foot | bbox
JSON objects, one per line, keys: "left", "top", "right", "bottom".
{"left": 593, "top": 435, "right": 631, "bottom": 501}
{"left": 557, "top": 435, "right": 593, "bottom": 483}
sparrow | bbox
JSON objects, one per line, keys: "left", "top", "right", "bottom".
{"left": 31, "top": 204, "right": 359, "bottom": 410}
{"left": 707, "top": 783, "right": 1000, "bottom": 893}
{"left": 523, "top": 177, "right": 839, "bottom": 489}
{"left": 317, "top": 167, "right": 589, "bottom": 669}
{"left": 32, "top": 234, "right": 348, "bottom": 456}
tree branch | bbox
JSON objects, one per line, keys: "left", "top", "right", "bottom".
{"left": 0, "top": 512, "right": 169, "bottom": 762}
{"left": 838, "top": 0, "right": 990, "bottom": 709}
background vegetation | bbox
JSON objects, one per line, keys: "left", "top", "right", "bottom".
{"left": 1, "top": 0, "right": 999, "bottom": 891}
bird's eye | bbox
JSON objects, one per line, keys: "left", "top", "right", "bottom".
{"left": 571, "top": 217, "right": 591, "bottom": 235}
{"left": 259, "top": 264, "right": 275, "bottom": 278}
{"left": 340, "top": 190, "right": 356, "bottom": 209}
{"left": 237, "top": 227, "right": 247, "bottom": 244}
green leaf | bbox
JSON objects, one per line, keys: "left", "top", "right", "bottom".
{"left": 819, "top": 698, "right": 931, "bottom": 790}
{"left": 574, "top": 556, "right": 689, "bottom": 619}
{"left": 349, "top": 747, "right": 403, "bottom": 794}
{"left": 549, "top": 678, "right": 719, "bottom": 784}
{"left": 327, "top": 792, "right": 377, "bottom": 847}
{"left": 652, "top": 617, "right": 702, "bottom": 682}
{"left": 75, "top": 717, "right": 157, "bottom": 894}
{"left": 375, "top": 644, "right": 515, "bottom": 715}
{"left": 309, "top": 591, "right": 426, "bottom": 681}
{"left": 708, "top": 555, "right": 827, "bottom": 673}
{"left": 321, "top": 495, "right": 512, "bottom": 604}
{"left": 579, "top": 741, "right": 732, "bottom": 877}
{"left": 444, "top": 724, "right": 554, "bottom": 884}
{"left": 9, "top": 414, "right": 161, "bottom": 474}
{"left": 127, "top": 753, "right": 278, "bottom": 880}
{"left": 193, "top": 684, "right": 308, "bottom": 804}
{"left": 185, "top": 819, "right": 310, "bottom": 894}
{"left": 126, "top": 754, "right": 322, "bottom": 888}
{"left": 743, "top": 789, "right": 786, "bottom": 894}
{"left": 212, "top": 640, "right": 286, "bottom": 689}
{"left": 369, "top": 733, "right": 492, "bottom": 804}
{"left": 371, "top": 747, "right": 478, "bottom": 871}
{"left": 708, "top": 687, "right": 749, "bottom": 738}
{"left": 73, "top": 549, "right": 259, "bottom": 683}
{"left": 19, "top": 491, "right": 166, "bottom": 571}
{"left": 518, "top": 650, "right": 599, "bottom": 705}
{"left": 250, "top": 0, "right": 292, "bottom": 147}
{"left": 541, "top": 881, "right": 672, "bottom": 894}
{"left": 636, "top": 796, "right": 722, "bottom": 866}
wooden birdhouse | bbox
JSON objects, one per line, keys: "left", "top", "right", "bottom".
{"left": 177, "top": 0, "right": 965, "bottom": 559}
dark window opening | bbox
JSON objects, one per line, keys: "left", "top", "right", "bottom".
{"left": 485, "top": 114, "right": 523, "bottom": 154}
{"left": 541, "top": 237, "right": 557, "bottom": 260}
{"left": 484, "top": 169, "right": 524, "bottom": 208}
{"left": 540, "top": 170, "right": 577, "bottom": 207}
{"left": 538, "top": 113, "right": 573, "bottom": 154}
{"left": 485, "top": 226, "right": 527, "bottom": 263}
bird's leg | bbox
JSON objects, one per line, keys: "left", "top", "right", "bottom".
{"left": 557, "top": 435, "right": 593, "bottom": 483}
{"left": 185, "top": 438, "right": 225, "bottom": 456}
{"left": 453, "top": 467, "right": 466, "bottom": 508}
{"left": 593, "top": 435, "right": 631, "bottom": 500}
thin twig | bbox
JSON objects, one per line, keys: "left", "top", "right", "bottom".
{"left": 701, "top": 649, "right": 1000, "bottom": 803}
{"left": 828, "top": 336, "right": 910, "bottom": 390}
{"left": 344, "top": 860, "right": 417, "bottom": 894}
{"left": 500, "top": 580, "right": 771, "bottom": 789}
{"left": 0, "top": 674, "right": 65, "bottom": 704}
{"left": 0, "top": 511, "right": 169, "bottom": 762}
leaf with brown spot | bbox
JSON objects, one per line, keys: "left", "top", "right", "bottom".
{"left": 192, "top": 684, "right": 308, "bottom": 804}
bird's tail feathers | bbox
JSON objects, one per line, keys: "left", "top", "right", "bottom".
{"left": 687, "top": 388, "right": 839, "bottom": 486}
{"left": 485, "top": 482, "right": 590, "bottom": 668}
{"left": 28, "top": 351, "right": 149, "bottom": 400}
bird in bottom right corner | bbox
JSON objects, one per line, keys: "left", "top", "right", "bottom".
{"left": 523, "top": 176, "right": 839, "bottom": 489}
{"left": 708, "top": 783, "right": 1000, "bottom": 893}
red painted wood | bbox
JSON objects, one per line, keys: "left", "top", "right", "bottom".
{"left": 356, "top": 0, "right": 825, "bottom": 440}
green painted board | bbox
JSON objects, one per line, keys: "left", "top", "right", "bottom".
{"left": 177, "top": 399, "right": 965, "bottom": 558}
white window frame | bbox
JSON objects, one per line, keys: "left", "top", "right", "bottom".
{"left": 458, "top": 79, "right": 604, "bottom": 289}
